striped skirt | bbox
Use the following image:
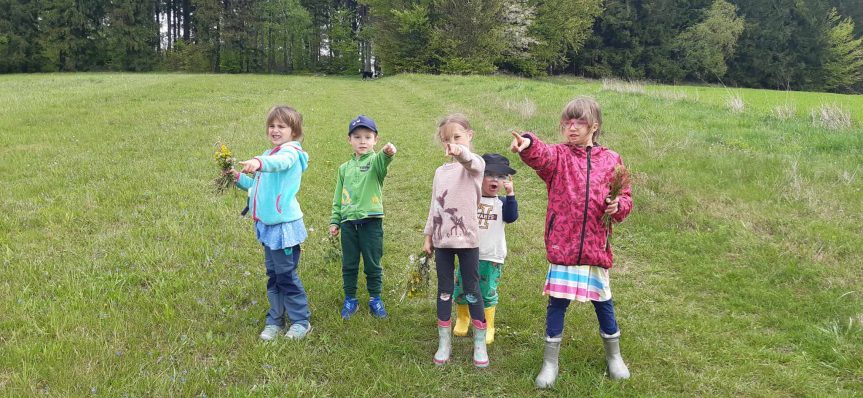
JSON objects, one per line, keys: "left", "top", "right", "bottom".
{"left": 543, "top": 264, "right": 612, "bottom": 302}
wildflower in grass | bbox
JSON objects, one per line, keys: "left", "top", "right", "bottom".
{"left": 401, "top": 252, "right": 432, "bottom": 302}
{"left": 212, "top": 142, "right": 237, "bottom": 193}
{"left": 602, "top": 165, "right": 631, "bottom": 229}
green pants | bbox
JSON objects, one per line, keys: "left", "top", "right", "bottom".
{"left": 454, "top": 260, "right": 502, "bottom": 307}
{"left": 340, "top": 218, "right": 384, "bottom": 298}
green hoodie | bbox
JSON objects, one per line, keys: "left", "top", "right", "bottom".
{"left": 330, "top": 150, "right": 393, "bottom": 225}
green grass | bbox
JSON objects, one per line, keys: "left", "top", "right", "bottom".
{"left": 1, "top": 73, "right": 862, "bottom": 396}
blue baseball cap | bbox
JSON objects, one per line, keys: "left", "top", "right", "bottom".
{"left": 348, "top": 115, "right": 378, "bottom": 135}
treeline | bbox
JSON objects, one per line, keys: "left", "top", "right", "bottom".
{"left": 1, "top": 0, "right": 862, "bottom": 92}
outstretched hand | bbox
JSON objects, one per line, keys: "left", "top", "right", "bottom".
{"left": 382, "top": 142, "right": 397, "bottom": 156}
{"left": 444, "top": 143, "right": 462, "bottom": 157}
{"left": 510, "top": 131, "right": 531, "bottom": 153}
{"left": 238, "top": 159, "right": 261, "bottom": 174}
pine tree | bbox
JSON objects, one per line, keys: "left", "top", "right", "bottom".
{"left": 822, "top": 9, "right": 863, "bottom": 92}
{"left": 0, "top": 0, "right": 47, "bottom": 72}
{"left": 673, "top": 0, "right": 744, "bottom": 82}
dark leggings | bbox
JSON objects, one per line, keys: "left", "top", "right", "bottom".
{"left": 435, "top": 247, "right": 485, "bottom": 323}
{"left": 545, "top": 296, "right": 619, "bottom": 337}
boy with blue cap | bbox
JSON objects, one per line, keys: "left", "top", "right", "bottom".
{"left": 329, "top": 115, "right": 397, "bottom": 319}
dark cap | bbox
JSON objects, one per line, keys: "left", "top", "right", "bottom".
{"left": 348, "top": 114, "right": 378, "bottom": 135}
{"left": 482, "top": 153, "right": 516, "bottom": 175}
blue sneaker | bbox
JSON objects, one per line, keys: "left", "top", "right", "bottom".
{"left": 369, "top": 297, "right": 388, "bottom": 318}
{"left": 341, "top": 297, "right": 359, "bottom": 320}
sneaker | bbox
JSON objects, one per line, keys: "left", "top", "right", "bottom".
{"left": 369, "top": 297, "right": 388, "bottom": 318}
{"left": 259, "top": 325, "right": 283, "bottom": 341}
{"left": 341, "top": 297, "right": 359, "bottom": 320}
{"left": 285, "top": 323, "right": 311, "bottom": 340}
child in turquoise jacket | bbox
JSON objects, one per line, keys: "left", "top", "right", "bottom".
{"left": 231, "top": 105, "right": 312, "bottom": 341}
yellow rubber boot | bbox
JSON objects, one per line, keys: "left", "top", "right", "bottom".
{"left": 453, "top": 304, "right": 471, "bottom": 337}
{"left": 484, "top": 306, "right": 496, "bottom": 344}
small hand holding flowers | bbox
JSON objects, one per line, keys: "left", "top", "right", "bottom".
{"left": 212, "top": 142, "right": 238, "bottom": 193}
{"left": 602, "top": 164, "right": 631, "bottom": 228}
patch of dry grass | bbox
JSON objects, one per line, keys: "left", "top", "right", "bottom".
{"left": 602, "top": 78, "right": 646, "bottom": 94}
{"left": 501, "top": 97, "right": 537, "bottom": 120}
{"left": 773, "top": 104, "right": 796, "bottom": 120}
{"left": 811, "top": 104, "right": 852, "bottom": 130}
{"left": 727, "top": 94, "right": 745, "bottom": 113}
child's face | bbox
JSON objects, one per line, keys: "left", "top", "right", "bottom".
{"left": 348, "top": 129, "right": 378, "bottom": 156}
{"left": 268, "top": 119, "right": 293, "bottom": 146}
{"left": 482, "top": 173, "right": 507, "bottom": 196}
{"left": 439, "top": 124, "right": 473, "bottom": 148}
{"left": 560, "top": 118, "right": 598, "bottom": 146}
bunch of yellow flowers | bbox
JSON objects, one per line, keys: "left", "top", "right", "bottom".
{"left": 212, "top": 142, "right": 237, "bottom": 193}
{"left": 401, "top": 252, "right": 432, "bottom": 302}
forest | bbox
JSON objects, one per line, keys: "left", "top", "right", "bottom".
{"left": 1, "top": 0, "right": 862, "bottom": 92}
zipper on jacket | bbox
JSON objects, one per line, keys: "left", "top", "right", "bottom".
{"left": 546, "top": 213, "right": 556, "bottom": 240}
{"left": 576, "top": 147, "right": 592, "bottom": 264}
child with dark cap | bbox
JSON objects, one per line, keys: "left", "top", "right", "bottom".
{"left": 329, "top": 115, "right": 397, "bottom": 319}
{"left": 452, "top": 153, "right": 519, "bottom": 344}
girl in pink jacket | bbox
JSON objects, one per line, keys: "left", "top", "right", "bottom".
{"left": 511, "top": 96, "right": 633, "bottom": 388}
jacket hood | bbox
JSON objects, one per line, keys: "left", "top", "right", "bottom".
{"left": 289, "top": 141, "right": 309, "bottom": 172}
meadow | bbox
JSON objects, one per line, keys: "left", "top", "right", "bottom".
{"left": 1, "top": 73, "right": 861, "bottom": 397}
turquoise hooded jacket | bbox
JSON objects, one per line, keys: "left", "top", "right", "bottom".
{"left": 236, "top": 142, "right": 308, "bottom": 225}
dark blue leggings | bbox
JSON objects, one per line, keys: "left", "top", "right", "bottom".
{"left": 545, "top": 296, "right": 619, "bottom": 337}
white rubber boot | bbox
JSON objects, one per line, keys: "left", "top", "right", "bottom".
{"left": 433, "top": 320, "right": 452, "bottom": 365}
{"left": 601, "top": 331, "right": 630, "bottom": 380}
{"left": 472, "top": 320, "right": 489, "bottom": 368}
{"left": 535, "top": 335, "right": 562, "bottom": 389}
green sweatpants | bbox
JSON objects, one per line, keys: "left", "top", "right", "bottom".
{"left": 454, "top": 260, "right": 502, "bottom": 307}
{"left": 340, "top": 218, "right": 384, "bottom": 298}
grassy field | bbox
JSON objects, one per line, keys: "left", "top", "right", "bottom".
{"left": 1, "top": 73, "right": 861, "bottom": 397}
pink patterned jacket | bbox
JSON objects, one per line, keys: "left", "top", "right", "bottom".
{"left": 518, "top": 132, "right": 632, "bottom": 268}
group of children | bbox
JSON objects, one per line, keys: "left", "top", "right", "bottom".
{"left": 229, "top": 96, "right": 632, "bottom": 388}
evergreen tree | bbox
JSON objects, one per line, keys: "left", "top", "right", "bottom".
{"left": 574, "top": 0, "right": 644, "bottom": 79}
{"left": 104, "top": 0, "right": 160, "bottom": 71}
{"left": 0, "top": 0, "right": 46, "bottom": 72}
{"left": 673, "top": 0, "right": 744, "bottom": 82}
{"left": 363, "top": 0, "right": 435, "bottom": 73}
{"left": 40, "top": 0, "right": 109, "bottom": 71}
{"left": 430, "top": 0, "right": 506, "bottom": 74}
{"left": 531, "top": 0, "right": 602, "bottom": 74}
{"left": 822, "top": 9, "right": 863, "bottom": 92}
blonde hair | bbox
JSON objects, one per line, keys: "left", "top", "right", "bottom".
{"left": 436, "top": 113, "right": 473, "bottom": 147}
{"left": 560, "top": 96, "right": 602, "bottom": 145}
{"left": 266, "top": 105, "right": 304, "bottom": 141}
